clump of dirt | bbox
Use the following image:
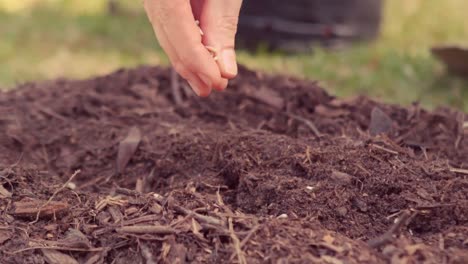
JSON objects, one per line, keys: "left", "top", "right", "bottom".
{"left": 0, "top": 66, "right": 467, "bottom": 263}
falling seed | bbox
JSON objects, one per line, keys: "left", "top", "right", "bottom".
{"left": 306, "top": 186, "right": 314, "bottom": 191}
{"left": 153, "top": 193, "right": 163, "bottom": 200}
{"left": 277, "top": 214, "right": 288, "bottom": 219}
{"left": 204, "top": 46, "right": 219, "bottom": 60}
{"left": 66, "top": 182, "right": 76, "bottom": 190}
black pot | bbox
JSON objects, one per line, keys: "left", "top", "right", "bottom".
{"left": 237, "top": 0, "right": 384, "bottom": 52}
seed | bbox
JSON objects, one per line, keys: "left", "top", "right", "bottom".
{"left": 204, "top": 46, "right": 219, "bottom": 60}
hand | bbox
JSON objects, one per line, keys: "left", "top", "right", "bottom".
{"left": 144, "top": 0, "right": 243, "bottom": 96}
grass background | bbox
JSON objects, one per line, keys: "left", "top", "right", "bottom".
{"left": 1, "top": 0, "right": 467, "bottom": 110}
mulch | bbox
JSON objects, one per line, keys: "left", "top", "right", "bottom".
{"left": 0, "top": 65, "right": 467, "bottom": 263}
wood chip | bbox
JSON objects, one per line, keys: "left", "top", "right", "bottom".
{"left": 369, "top": 107, "right": 393, "bottom": 136}
{"left": 41, "top": 249, "right": 79, "bottom": 264}
{"left": 12, "top": 199, "right": 69, "bottom": 219}
{"left": 116, "top": 225, "right": 176, "bottom": 235}
{"left": 0, "top": 184, "right": 12, "bottom": 198}
{"left": 116, "top": 126, "right": 142, "bottom": 174}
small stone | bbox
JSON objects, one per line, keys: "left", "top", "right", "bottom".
{"left": 336, "top": 207, "right": 348, "bottom": 216}
{"left": 352, "top": 198, "right": 368, "bottom": 212}
{"left": 331, "top": 170, "right": 353, "bottom": 185}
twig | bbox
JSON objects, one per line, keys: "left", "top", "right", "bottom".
{"left": 35, "top": 104, "right": 68, "bottom": 122}
{"left": 229, "top": 218, "right": 247, "bottom": 264}
{"left": 116, "top": 225, "right": 175, "bottom": 235}
{"left": 151, "top": 193, "right": 225, "bottom": 226}
{"left": 120, "top": 214, "right": 161, "bottom": 226}
{"left": 230, "top": 225, "right": 260, "bottom": 261}
{"left": 370, "top": 144, "right": 399, "bottom": 155}
{"left": 283, "top": 112, "right": 321, "bottom": 137}
{"left": 30, "top": 170, "right": 80, "bottom": 224}
{"left": 449, "top": 167, "right": 468, "bottom": 175}
{"left": 415, "top": 203, "right": 456, "bottom": 210}
{"left": 173, "top": 205, "right": 224, "bottom": 226}
{"left": 368, "top": 210, "right": 416, "bottom": 248}
{"left": 6, "top": 246, "right": 105, "bottom": 255}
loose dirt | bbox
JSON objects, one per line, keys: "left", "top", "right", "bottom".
{"left": 0, "top": 66, "right": 467, "bottom": 263}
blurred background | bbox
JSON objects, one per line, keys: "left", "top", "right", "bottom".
{"left": 1, "top": 0, "right": 467, "bottom": 110}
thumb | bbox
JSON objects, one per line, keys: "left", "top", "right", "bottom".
{"left": 199, "top": 0, "right": 243, "bottom": 79}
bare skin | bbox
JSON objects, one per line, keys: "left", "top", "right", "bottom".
{"left": 144, "top": 0, "right": 243, "bottom": 97}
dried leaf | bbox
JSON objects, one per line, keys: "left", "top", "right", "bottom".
{"left": 0, "top": 184, "right": 12, "bottom": 198}
{"left": 84, "top": 252, "right": 105, "bottom": 264}
{"left": 432, "top": 45, "right": 468, "bottom": 77}
{"left": 62, "top": 228, "right": 92, "bottom": 249}
{"left": 84, "top": 249, "right": 109, "bottom": 264}
{"left": 41, "top": 249, "right": 79, "bottom": 264}
{"left": 369, "top": 107, "right": 393, "bottom": 136}
{"left": 116, "top": 126, "right": 142, "bottom": 174}
{"left": 12, "top": 199, "right": 69, "bottom": 219}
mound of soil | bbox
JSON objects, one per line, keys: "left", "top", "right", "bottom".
{"left": 0, "top": 66, "right": 467, "bottom": 263}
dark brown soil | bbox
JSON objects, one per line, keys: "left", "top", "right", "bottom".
{"left": 0, "top": 66, "right": 467, "bottom": 264}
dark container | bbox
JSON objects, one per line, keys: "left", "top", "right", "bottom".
{"left": 237, "top": 0, "right": 384, "bottom": 52}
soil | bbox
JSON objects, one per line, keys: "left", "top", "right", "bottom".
{"left": 0, "top": 66, "right": 467, "bottom": 264}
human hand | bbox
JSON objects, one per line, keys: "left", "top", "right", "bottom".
{"left": 144, "top": 0, "right": 243, "bottom": 96}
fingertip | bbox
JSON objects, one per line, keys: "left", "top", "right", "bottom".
{"left": 219, "top": 49, "right": 238, "bottom": 79}
{"left": 187, "top": 78, "right": 211, "bottom": 97}
{"left": 213, "top": 78, "right": 228, "bottom": 91}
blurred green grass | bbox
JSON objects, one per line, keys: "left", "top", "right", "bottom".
{"left": 1, "top": 0, "right": 468, "bottom": 110}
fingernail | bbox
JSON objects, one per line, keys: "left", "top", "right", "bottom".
{"left": 187, "top": 80, "right": 201, "bottom": 96}
{"left": 221, "top": 49, "right": 238, "bottom": 77}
